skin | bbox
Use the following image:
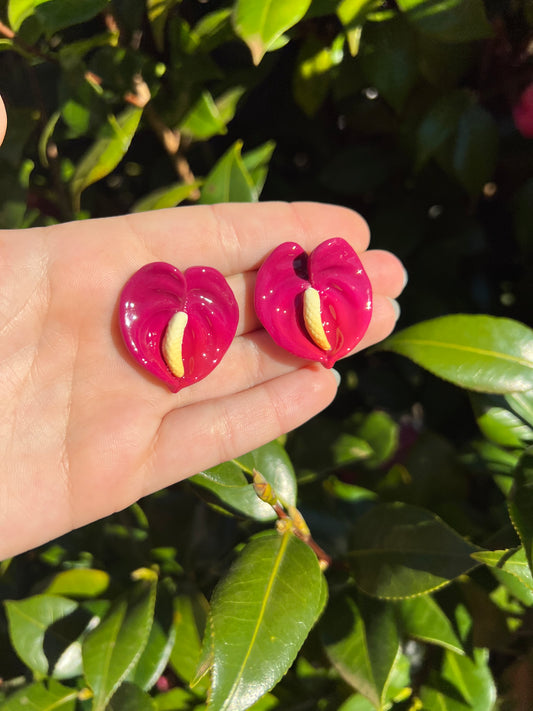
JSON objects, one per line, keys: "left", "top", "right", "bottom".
{"left": 0, "top": 99, "right": 406, "bottom": 559}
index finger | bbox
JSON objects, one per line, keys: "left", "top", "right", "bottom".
{"left": 54, "top": 201, "right": 371, "bottom": 276}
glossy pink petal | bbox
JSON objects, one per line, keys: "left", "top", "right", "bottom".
{"left": 255, "top": 238, "right": 372, "bottom": 368}
{"left": 120, "top": 262, "right": 238, "bottom": 392}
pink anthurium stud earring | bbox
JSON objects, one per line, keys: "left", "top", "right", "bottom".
{"left": 254, "top": 238, "right": 372, "bottom": 367}
{"left": 119, "top": 262, "right": 239, "bottom": 392}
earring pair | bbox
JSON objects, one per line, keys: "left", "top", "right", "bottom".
{"left": 119, "top": 238, "right": 372, "bottom": 393}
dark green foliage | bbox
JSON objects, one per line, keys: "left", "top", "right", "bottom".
{"left": 1, "top": 0, "right": 533, "bottom": 709}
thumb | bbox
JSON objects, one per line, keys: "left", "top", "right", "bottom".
{"left": 0, "top": 95, "right": 7, "bottom": 146}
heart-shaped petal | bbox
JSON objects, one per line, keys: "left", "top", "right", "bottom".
{"left": 120, "top": 262, "right": 238, "bottom": 392}
{"left": 254, "top": 238, "right": 372, "bottom": 367}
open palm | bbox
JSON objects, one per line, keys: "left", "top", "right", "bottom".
{"left": 0, "top": 195, "right": 405, "bottom": 559}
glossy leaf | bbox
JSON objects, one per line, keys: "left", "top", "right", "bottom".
{"left": 471, "top": 393, "right": 533, "bottom": 448}
{"left": 338, "top": 695, "right": 378, "bottom": 711}
{"left": 397, "top": 0, "right": 493, "bottom": 42}
{"left": 4, "top": 595, "right": 78, "bottom": 676}
{"left": 321, "top": 593, "right": 400, "bottom": 708}
{"left": 508, "top": 448, "right": 533, "bottom": 576}
{"left": 348, "top": 502, "right": 480, "bottom": 598}
{"left": 199, "top": 141, "right": 256, "bottom": 204}
{"left": 233, "top": 0, "right": 313, "bottom": 65}
{"left": 380, "top": 315, "right": 533, "bottom": 394}
{"left": 107, "top": 681, "right": 156, "bottom": 711}
{"left": 130, "top": 618, "right": 176, "bottom": 691}
{"left": 0, "top": 680, "right": 77, "bottom": 711}
{"left": 169, "top": 591, "right": 208, "bottom": 685}
{"left": 473, "top": 548, "right": 533, "bottom": 592}
{"left": 355, "top": 411, "right": 399, "bottom": 468}
{"left": 82, "top": 578, "right": 157, "bottom": 711}
{"left": 192, "top": 440, "right": 297, "bottom": 521}
{"left": 70, "top": 106, "right": 143, "bottom": 208}
{"left": 293, "top": 36, "right": 343, "bottom": 117}
{"left": 44, "top": 568, "right": 110, "bottom": 598}
{"left": 421, "top": 648, "right": 496, "bottom": 711}
{"left": 206, "top": 531, "right": 324, "bottom": 711}
{"left": 131, "top": 181, "right": 201, "bottom": 212}
{"left": 396, "top": 595, "right": 464, "bottom": 654}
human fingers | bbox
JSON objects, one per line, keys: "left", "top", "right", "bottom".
{"left": 149, "top": 364, "right": 338, "bottom": 494}
{"left": 0, "top": 95, "right": 6, "bottom": 146}
{"left": 52, "top": 201, "right": 371, "bottom": 277}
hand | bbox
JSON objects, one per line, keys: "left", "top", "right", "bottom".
{"left": 0, "top": 100, "right": 405, "bottom": 559}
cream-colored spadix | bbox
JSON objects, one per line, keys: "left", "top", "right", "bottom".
{"left": 303, "top": 287, "right": 331, "bottom": 351}
{"left": 162, "top": 311, "right": 188, "bottom": 377}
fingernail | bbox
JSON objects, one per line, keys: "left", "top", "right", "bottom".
{"left": 331, "top": 368, "right": 341, "bottom": 387}
{"left": 388, "top": 297, "right": 401, "bottom": 321}
{"left": 401, "top": 266, "right": 409, "bottom": 290}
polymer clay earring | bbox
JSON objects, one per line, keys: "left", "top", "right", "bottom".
{"left": 254, "top": 238, "right": 372, "bottom": 367}
{"left": 119, "top": 262, "right": 239, "bottom": 392}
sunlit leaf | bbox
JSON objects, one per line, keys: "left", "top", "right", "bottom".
{"left": 0, "top": 680, "right": 77, "bottom": 711}
{"left": 233, "top": 0, "right": 312, "bottom": 64}
{"left": 8, "top": 0, "right": 109, "bottom": 35}
{"left": 321, "top": 593, "right": 400, "bottom": 708}
{"left": 4, "top": 595, "right": 79, "bottom": 676}
{"left": 508, "top": 448, "right": 533, "bottom": 577}
{"left": 473, "top": 547, "right": 533, "bottom": 592}
{"left": 396, "top": 595, "right": 464, "bottom": 654}
{"left": 131, "top": 181, "right": 201, "bottom": 212}
{"left": 381, "top": 315, "right": 533, "bottom": 394}
{"left": 471, "top": 393, "right": 533, "bottom": 448}
{"left": 199, "top": 140, "right": 256, "bottom": 204}
{"left": 348, "top": 502, "right": 480, "bottom": 598}
{"left": 70, "top": 105, "right": 143, "bottom": 208}
{"left": 206, "top": 531, "right": 324, "bottom": 710}
{"left": 192, "top": 440, "right": 297, "bottom": 521}
{"left": 44, "top": 568, "right": 110, "bottom": 598}
{"left": 397, "top": 0, "right": 493, "bottom": 42}
{"left": 180, "top": 91, "right": 228, "bottom": 140}
{"left": 82, "top": 578, "right": 157, "bottom": 711}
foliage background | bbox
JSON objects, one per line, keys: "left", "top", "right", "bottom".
{"left": 1, "top": 0, "right": 533, "bottom": 709}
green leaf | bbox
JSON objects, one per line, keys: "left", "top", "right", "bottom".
{"left": 4, "top": 595, "right": 78, "bottom": 676}
{"left": 107, "top": 681, "right": 156, "bottom": 711}
{"left": 396, "top": 595, "right": 464, "bottom": 654}
{"left": 332, "top": 434, "right": 374, "bottom": 466}
{"left": 148, "top": 0, "right": 180, "bottom": 51}
{"left": 360, "top": 16, "right": 417, "bottom": 112}
{"left": 199, "top": 141, "right": 256, "bottom": 204}
{"left": 44, "top": 568, "right": 110, "bottom": 598}
{"left": 338, "top": 695, "right": 378, "bottom": 711}
{"left": 192, "top": 440, "right": 297, "bottom": 521}
{"left": 337, "top": 0, "right": 376, "bottom": 29}
{"left": 154, "top": 688, "right": 198, "bottom": 710}
{"left": 472, "top": 548, "right": 533, "bottom": 592}
{"left": 9, "top": 0, "right": 110, "bottom": 36}
{"left": 70, "top": 105, "right": 143, "bottom": 209}
{"left": 348, "top": 502, "right": 480, "bottom": 598}
{"left": 293, "top": 35, "right": 343, "bottom": 117}
{"left": 354, "top": 411, "right": 399, "bottom": 468}
{"left": 420, "top": 649, "right": 496, "bottom": 711}
{"left": 507, "top": 389, "right": 533, "bottom": 430}
{"left": 471, "top": 393, "right": 533, "bottom": 448}
{"left": 509, "top": 451, "right": 533, "bottom": 575}
{"left": 130, "top": 618, "right": 176, "bottom": 691}
{"left": 82, "top": 578, "right": 157, "bottom": 711}
{"left": 321, "top": 594, "right": 400, "bottom": 709}
{"left": 206, "top": 531, "right": 324, "bottom": 711}
{"left": 169, "top": 591, "right": 208, "bottom": 686}
{"left": 452, "top": 103, "right": 498, "bottom": 195}
{"left": 242, "top": 141, "right": 276, "bottom": 196}
{"left": 180, "top": 91, "right": 229, "bottom": 140}
{"left": 233, "top": 0, "right": 313, "bottom": 65}
{"left": 380, "top": 315, "right": 533, "bottom": 394}
{"left": 0, "top": 681, "right": 77, "bottom": 711}
{"left": 397, "top": 0, "right": 493, "bottom": 43}
{"left": 131, "top": 181, "right": 201, "bottom": 212}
